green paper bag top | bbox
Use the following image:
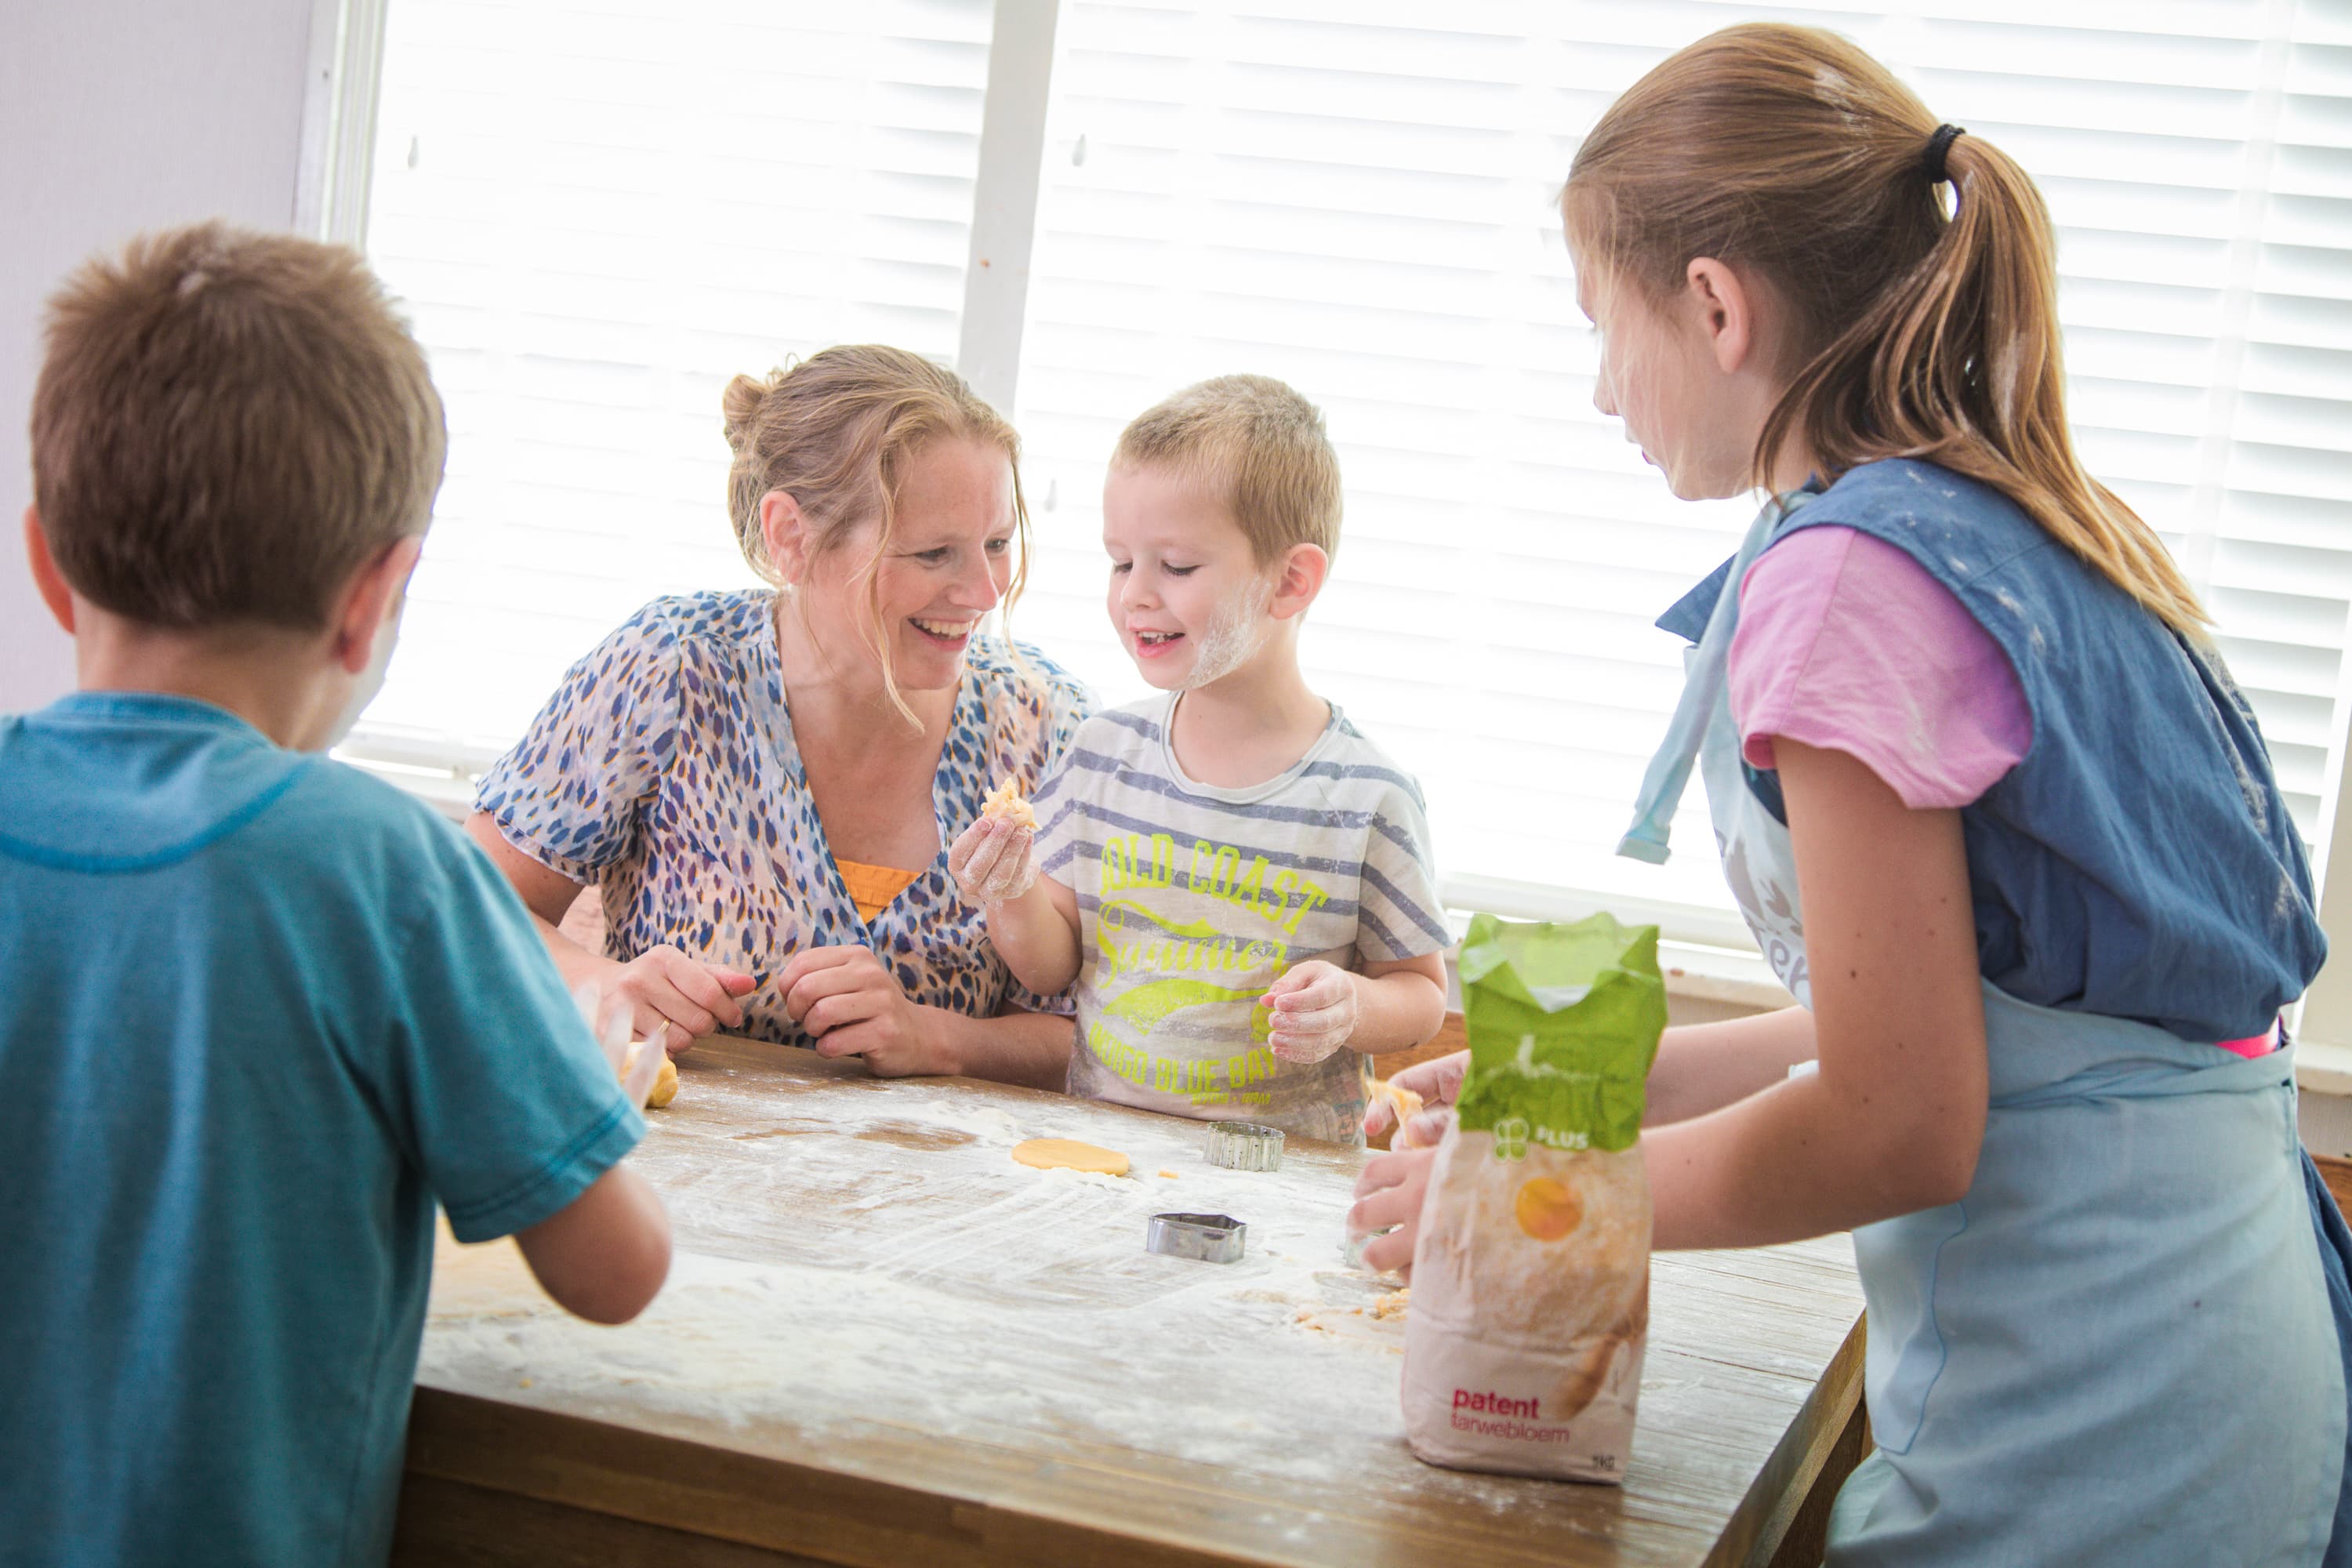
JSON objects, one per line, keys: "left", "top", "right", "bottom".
{"left": 1453, "top": 912, "right": 1666, "bottom": 1155}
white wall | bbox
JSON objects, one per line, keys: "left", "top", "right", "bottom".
{"left": 0, "top": 0, "right": 319, "bottom": 710}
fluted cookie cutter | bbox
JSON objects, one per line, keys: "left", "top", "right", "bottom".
{"left": 1146, "top": 1212, "right": 1247, "bottom": 1264}
{"left": 1203, "top": 1120, "right": 1284, "bottom": 1171}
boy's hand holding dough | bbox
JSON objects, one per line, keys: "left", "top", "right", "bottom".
{"left": 949, "top": 780, "right": 1041, "bottom": 905}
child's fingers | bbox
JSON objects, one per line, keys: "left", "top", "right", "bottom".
{"left": 1390, "top": 1048, "right": 1468, "bottom": 1105}
{"left": 571, "top": 981, "right": 622, "bottom": 1069}
{"left": 1271, "top": 998, "right": 1352, "bottom": 1035}
{"left": 618, "top": 1038, "right": 665, "bottom": 1107}
{"left": 950, "top": 821, "right": 1000, "bottom": 884}
{"left": 1359, "top": 1225, "right": 1414, "bottom": 1278}
{"left": 1261, "top": 964, "right": 1317, "bottom": 999}
{"left": 1394, "top": 1107, "right": 1450, "bottom": 1150}
{"left": 947, "top": 821, "right": 985, "bottom": 878}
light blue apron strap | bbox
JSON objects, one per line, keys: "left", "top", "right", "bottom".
{"left": 1619, "top": 491, "right": 1809, "bottom": 865}
{"left": 2303, "top": 1144, "right": 2352, "bottom": 1567}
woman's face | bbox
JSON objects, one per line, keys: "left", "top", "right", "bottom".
{"left": 800, "top": 437, "right": 1017, "bottom": 692}
{"left": 1573, "top": 248, "right": 1762, "bottom": 503}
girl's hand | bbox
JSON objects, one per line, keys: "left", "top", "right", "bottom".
{"left": 948, "top": 814, "right": 1040, "bottom": 905}
{"left": 1262, "top": 961, "right": 1359, "bottom": 1063}
{"left": 608, "top": 945, "right": 757, "bottom": 1054}
{"left": 779, "top": 946, "right": 953, "bottom": 1076}
{"left": 1348, "top": 1144, "right": 1439, "bottom": 1279}
{"left": 1361, "top": 1047, "right": 1468, "bottom": 1147}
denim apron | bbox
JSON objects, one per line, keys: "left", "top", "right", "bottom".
{"left": 1625, "top": 494, "right": 2350, "bottom": 1566}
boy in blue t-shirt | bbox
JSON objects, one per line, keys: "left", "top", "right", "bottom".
{"left": 0, "top": 223, "right": 673, "bottom": 1567}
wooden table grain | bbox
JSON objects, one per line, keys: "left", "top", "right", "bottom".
{"left": 394, "top": 1036, "right": 1867, "bottom": 1568}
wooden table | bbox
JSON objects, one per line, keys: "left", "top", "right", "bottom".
{"left": 394, "top": 1037, "right": 1867, "bottom": 1567}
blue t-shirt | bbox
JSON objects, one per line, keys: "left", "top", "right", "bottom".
{"left": 0, "top": 693, "right": 643, "bottom": 1568}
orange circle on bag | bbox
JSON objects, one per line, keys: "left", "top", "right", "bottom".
{"left": 1515, "top": 1176, "right": 1584, "bottom": 1241}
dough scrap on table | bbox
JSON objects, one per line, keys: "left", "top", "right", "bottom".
{"left": 982, "top": 777, "right": 1037, "bottom": 830}
{"left": 1011, "top": 1138, "right": 1130, "bottom": 1177}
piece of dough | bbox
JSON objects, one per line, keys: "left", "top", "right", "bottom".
{"left": 982, "top": 777, "right": 1037, "bottom": 830}
{"left": 1011, "top": 1138, "right": 1129, "bottom": 1176}
{"left": 1372, "top": 1079, "right": 1427, "bottom": 1145}
{"left": 617, "top": 1043, "right": 681, "bottom": 1110}
{"left": 646, "top": 1054, "right": 679, "bottom": 1109}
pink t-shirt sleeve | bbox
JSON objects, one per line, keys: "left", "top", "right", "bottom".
{"left": 1728, "top": 525, "right": 2031, "bottom": 809}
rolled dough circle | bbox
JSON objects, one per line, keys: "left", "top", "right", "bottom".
{"left": 1011, "top": 1138, "right": 1130, "bottom": 1177}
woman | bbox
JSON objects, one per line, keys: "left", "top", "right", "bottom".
{"left": 468, "top": 345, "right": 1090, "bottom": 1087}
{"left": 1357, "top": 24, "right": 2349, "bottom": 1566}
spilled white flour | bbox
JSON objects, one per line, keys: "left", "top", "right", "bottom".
{"left": 419, "top": 1061, "right": 1514, "bottom": 1497}
{"left": 420, "top": 1054, "right": 1864, "bottom": 1532}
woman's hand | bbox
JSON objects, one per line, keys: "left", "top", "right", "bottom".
{"left": 948, "top": 814, "right": 1040, "bottom": 905}
{"left": 1261, "top": 961, "right": 1360, "bottom": 1063}
{"left": 608, "top": 946, "right": 757, "bottom": 1055}
{"left": 1348, "top": 1144, "right": 1439, "bottom": 1278}
{"left": 779, "top": 946, "right": 955, "bottom": 1076}
{"left": 1360, "top": 1047, "right": 1467, "bottom": 1148}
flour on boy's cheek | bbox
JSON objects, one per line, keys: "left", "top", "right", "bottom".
{"left": 1177, "top": 573, "right": 1277, "bottom": 690}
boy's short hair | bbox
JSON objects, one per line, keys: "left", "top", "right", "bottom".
{"left": 1112, "top": 374, "right": 1341, "bottom": 563}
{"left": 31, "top": 222, "right": 446, "bottom": 631}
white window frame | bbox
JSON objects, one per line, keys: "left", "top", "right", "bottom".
{"left": 296, "top": 0, "right": 2352, "bottom": 1058}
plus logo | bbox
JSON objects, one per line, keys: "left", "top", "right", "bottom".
{"left": 1494, "top": 1116, "right": 1530, "bottom": 1160}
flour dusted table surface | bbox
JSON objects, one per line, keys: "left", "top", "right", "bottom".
{"left": 394, "top": 1037, "right": 1867, "bottom": 1568}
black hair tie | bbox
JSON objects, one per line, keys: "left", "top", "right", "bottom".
{"left": 1923, "top": 123, "right": 1965, "bottom": 184}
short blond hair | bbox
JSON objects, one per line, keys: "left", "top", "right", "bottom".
{"left": 31, "top": 222, "right": 446, "bottom": 631}
{"left": 1112, "top": 375, "right": 1341, "bottom": 564}
{"left": 721, "top": 345, "right": 1033, "bottom": 724}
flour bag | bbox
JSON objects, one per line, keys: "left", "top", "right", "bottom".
{"left": 1402, "top": 913, "right": 1665, "bottom": 1481}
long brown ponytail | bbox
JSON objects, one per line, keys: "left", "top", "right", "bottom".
{"left": 1564, "top": 23, "right": 2208, "bottom": 635}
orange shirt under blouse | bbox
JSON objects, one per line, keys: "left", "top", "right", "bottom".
{"left": 834, "top": 858, "right": 921, "bottom": 923}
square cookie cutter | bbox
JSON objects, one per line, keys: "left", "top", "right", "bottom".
{"left": 1146, "top": 1212, "right": 1247, "bottom": 1264}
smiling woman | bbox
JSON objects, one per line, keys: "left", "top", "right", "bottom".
{"left": 464, "top": 346, "right": 1092, "bottom": 1088}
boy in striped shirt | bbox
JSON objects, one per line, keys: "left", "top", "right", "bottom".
{"left": 949, "top": 376, "right": 1448, "bottom": 1143}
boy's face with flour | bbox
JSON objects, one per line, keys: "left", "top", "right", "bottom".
{"left": 1101, "top": 459, "right": 1323, "bottom": 694}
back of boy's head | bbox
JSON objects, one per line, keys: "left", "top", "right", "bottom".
{"left": 31, "top": 221, "right": 447, "bottom": 633}
{"left": 1112, "top": 375, "right": 1341, "bottom": 565}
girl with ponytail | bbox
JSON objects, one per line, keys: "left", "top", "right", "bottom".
{"left": 1356, "top": 24, "right": 2349, "bottom": 1565}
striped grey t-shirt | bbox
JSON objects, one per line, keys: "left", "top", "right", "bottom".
{"left": 1033, "top": 695, "right": 1447, "bottom": 1145}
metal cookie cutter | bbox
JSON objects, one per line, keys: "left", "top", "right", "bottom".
{"left": 1147, "top": 1212, "right": 1247, "bottom": 1264}
{"left": 1203, "top": 1120, "right": 1284, "bottom": 1171}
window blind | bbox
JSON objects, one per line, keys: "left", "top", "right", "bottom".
{"left": 357, "top": 0, "right": 996, "bottom": 765}
{"left": 1011, "top": 0, "right": 2352, "bottom": 942}
{"left": 347, "top": 0, "right": 2350, "bottom": 955}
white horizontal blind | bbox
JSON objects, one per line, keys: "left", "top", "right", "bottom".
{"left": 1012, "top": 0, "right": 2352, "bottom": 943}
{"left": 355, "top": 0, "right": 995, "bottom": 765}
